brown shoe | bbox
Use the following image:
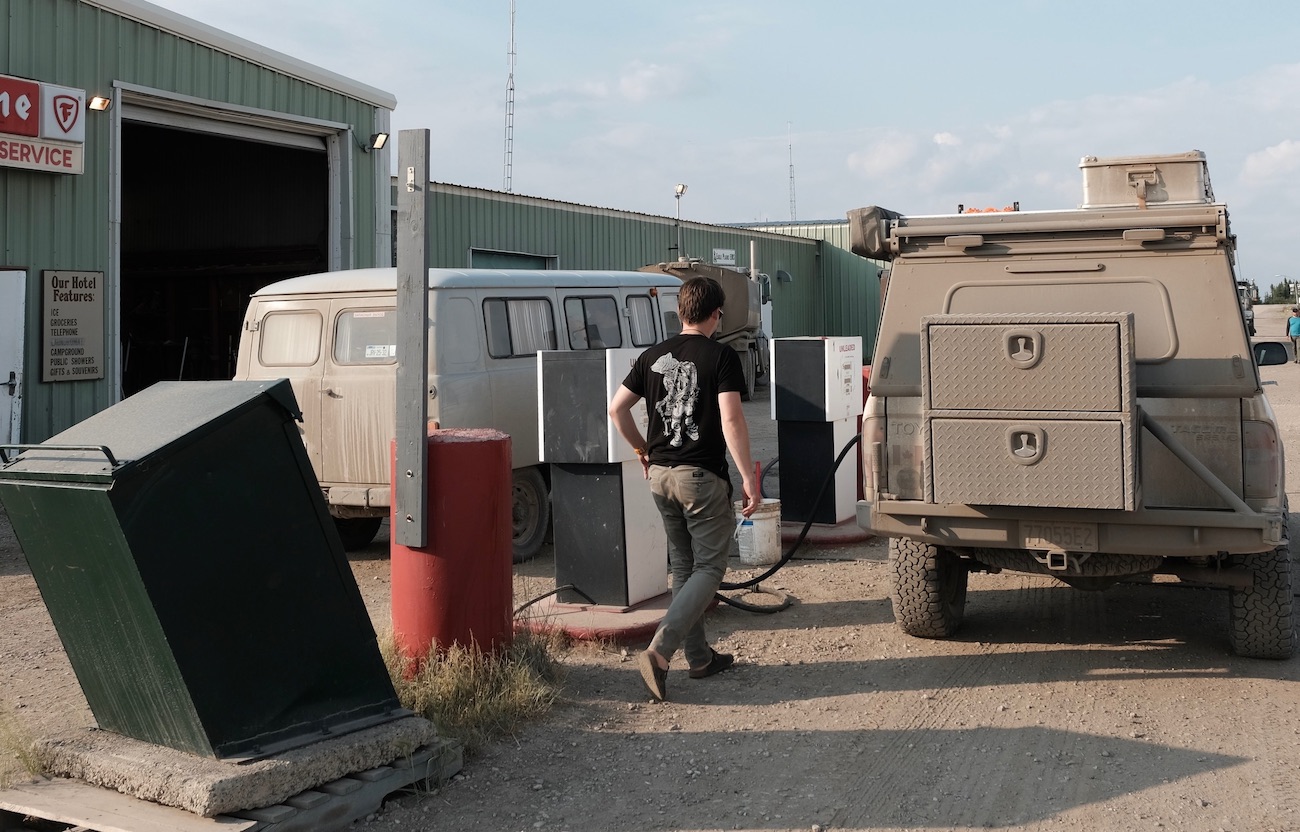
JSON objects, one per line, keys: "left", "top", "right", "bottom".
{"left": 637, "top": 650, "right": 668, "bottom": 701}
{"left": 688, "top": 649, "right": 735, "bottom": 679}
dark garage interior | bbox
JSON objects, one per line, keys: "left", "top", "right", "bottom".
{"left": 119, "top": 123, "right": 329, "bottom": 395}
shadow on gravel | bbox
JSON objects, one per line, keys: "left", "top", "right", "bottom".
{"left": 438, "top": 711, "right": 1247, "bottom": 831}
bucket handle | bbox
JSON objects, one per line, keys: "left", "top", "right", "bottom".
{"left": 0, "top": 444, "right": 121, "bottom": 467}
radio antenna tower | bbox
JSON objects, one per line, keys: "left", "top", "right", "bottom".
{"left": 502, "top": 0, "right": 517, "bottom": 192}
{"left": 787, "top": 121, "right": 797, "bottom": 221}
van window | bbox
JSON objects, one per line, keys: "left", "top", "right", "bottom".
{"left": 334, "top": 308, "right": 398, "bottom": 364}
{"left": 627, "top": 295, "right": 657, "bottom": 346}
{"left": 259, "top": 311, "right": 322, "bottom": 366}
{"left": 484, "top": 298, "right": 556, "bottom": 358}
{"left": 564, "top": 296, "right": 623, "bottom": 350}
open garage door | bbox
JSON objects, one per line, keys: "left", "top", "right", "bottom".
{"left": 119, "top": 122, "right": 329, "bottom": 395}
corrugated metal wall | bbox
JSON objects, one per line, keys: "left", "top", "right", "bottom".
{"left": 741, "top": 221, "right": 884, "bottom": 358}
{"left": 421, "top": 183, "right": 826, "bottom": 338}
{"left": 2, "top": 0, "right": 388, "bottom": 440}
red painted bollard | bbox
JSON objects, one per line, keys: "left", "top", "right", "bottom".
{"left": 391, "top": 428, "right": 513, "bottom": 668}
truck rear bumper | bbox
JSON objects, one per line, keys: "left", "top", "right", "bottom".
{"left": 325, "top": 485, "right": 390, "bottom": 518}
{"left": 859, "top": 499, "right": 1286, "bottom": 557}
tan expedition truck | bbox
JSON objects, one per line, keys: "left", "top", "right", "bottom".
{"left": 849, "top": 151, "right": 1294, "bottom": 659}
{"left": 234, "top": 268, "right": 682, "bottom": 559}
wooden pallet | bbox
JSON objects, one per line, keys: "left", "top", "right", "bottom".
{"left": 0, "top": 739, "right": 461, "bottom": 832}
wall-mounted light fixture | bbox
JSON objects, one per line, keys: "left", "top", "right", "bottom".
{"left": 777, "top": 269, "right": 794, "bottom": 283}
{"left": 366, "top": 132, "right": 389, "bottom": 152}
{"left": 89, "top": 96, "right": 112, "bottom": 111}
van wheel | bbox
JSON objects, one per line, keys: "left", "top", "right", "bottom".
{"left": 334, "top": 517, "right": 382, "bottom": 551}
{"left": 512, "top": 467, "right": 550, "bottom": 563}
{"left": 1228, "top": 544, "right": 1296, "bottom": 659}
{"left": 740, "top": 349, "right": 755, "bottom": 402}
{"left": 889, "top": 537, "right": 967, "bottom": 638}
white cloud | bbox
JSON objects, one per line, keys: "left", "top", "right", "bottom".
{"left": 618, "top": 62, "right": 689, "bottom": 103}
{"left": 933, "top": 132, "right": 962, "bottom": 147}
{"left": 847, "top": 137, "right": 919, "bottom": 179}
{"left": 1241, "top": 140, "right": 1300, "bottom": 184}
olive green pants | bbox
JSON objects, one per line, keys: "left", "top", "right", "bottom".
{"left": 647, "top": 464, "right": 732, "bottom": 669}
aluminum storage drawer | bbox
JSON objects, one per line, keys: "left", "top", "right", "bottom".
{"left": 922, "top": 314, "right": 1134, "bottom": 413}
{"left": 921, "top": 313, "right": 1137, "bottom": 511}
{"left": 928, "top": 416, "right": 1134, "bottom": 510}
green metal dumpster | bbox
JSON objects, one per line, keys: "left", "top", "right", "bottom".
{"left": 0, "top": 380, "right": 402, "bottom": 760}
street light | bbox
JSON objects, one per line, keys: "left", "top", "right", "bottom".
{"left": 674, "top": 183, "right": 688, "bottom": 262}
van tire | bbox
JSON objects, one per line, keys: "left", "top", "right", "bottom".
{"left": 740, "top": 349, "right": 755, "bottom": 402}
{"left": 512, "top": 467, "right": 550, "bottom": 563}
{"left": 334, "top": 516, "right": 382, "bottom": 551}
{"left": 1228, "top": 544, "right": 1296, "bottom": 659}
{"left": 889, "top": 537, "right": 967, "bottom": 638}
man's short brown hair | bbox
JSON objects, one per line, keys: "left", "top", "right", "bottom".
{"left": 677, "top": 277, "right": 726, "bottom": 326}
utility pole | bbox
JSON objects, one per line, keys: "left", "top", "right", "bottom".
{"left": 788, "top": 121, "right": 796, "bottom": 222}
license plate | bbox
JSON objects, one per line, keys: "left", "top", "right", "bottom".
{"left": 1021, "top": 521, "right": 1098, "bottom": 552}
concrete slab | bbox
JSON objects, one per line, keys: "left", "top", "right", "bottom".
{"left": 516, "top": 591, "right": 670, "bottom": 643}
{"left": 781, "top": 518, "right": 873, "bottom": 547}
{"left": 33, "top": 716, "right": 455, "bottom": 818}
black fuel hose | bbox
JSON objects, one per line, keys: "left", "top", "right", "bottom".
{"left": 512, "top": 432, "right": 863, "bottom": 618}
{"left": 715, "top": 432, "right": 862, "bottom": 613}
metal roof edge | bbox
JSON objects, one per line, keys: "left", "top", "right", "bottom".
{"left": 402, "top": 179, "right": 818, "bottom": 245}
{"left": 82, "top": 0, "right": 398, "bottom": 110}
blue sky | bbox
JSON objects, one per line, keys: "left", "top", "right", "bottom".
{"left": 161, "top": 0, "right": 1300, "bottom": 290}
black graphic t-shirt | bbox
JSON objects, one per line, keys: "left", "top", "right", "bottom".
{"left": 622, "top": 333, "right": 746, "bottom": 482}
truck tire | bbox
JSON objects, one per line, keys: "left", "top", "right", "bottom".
{"left": 1228, "top": 544, "right": 1296, "bottom": 659}
{"left": 334, "top": 516, "right": 382, "bottom": 551}
{"left": 889, "top": 537, "right": 968, "bottom": 638}
{"left": 740, "top": 349, "right": 755, "bottom": 402}
{"left": 512, "top": 467, "right": 550, "bottom": 563}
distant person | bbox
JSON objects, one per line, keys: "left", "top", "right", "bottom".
{"left": 608, "top": 276, "right": 758, "bottom": 702}
{"left": 1288, "top": 307, "right": 1300, "bottom": 363}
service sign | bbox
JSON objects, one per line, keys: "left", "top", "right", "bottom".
{"left": 43, "top": 270, "right": 105, "bottom": 382}
{"left": 712, "top": 248, "right": 736, "bottom": 266}
{"left": 0, "top": 74, "right": 85, "bottom": 175}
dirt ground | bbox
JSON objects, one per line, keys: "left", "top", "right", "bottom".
{"left": 5, "top": 308, "right": 1300, "bottom": 831}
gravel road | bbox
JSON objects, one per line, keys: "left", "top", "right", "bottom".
{"left": 4, "top": 309, "right": 1300, "bottom": 831}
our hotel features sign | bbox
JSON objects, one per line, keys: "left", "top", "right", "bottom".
{"left": 43, "top": 270, "right": 105, "bottom": 382}
{"left": 0, "top": 74, "right": 86, "bottom": 174}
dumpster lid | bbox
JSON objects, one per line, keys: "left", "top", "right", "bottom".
{"left": 0, "top": 380, "right": 301, "bottom": 480}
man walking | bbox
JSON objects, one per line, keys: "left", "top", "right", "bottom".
{"left": 608, "top": 276, "right": 758, "bottom": 702}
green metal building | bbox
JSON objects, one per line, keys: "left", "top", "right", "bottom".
{"left": 399, "top": 183, "right": 884, "bottom": 357}
{"left": 3, "top": 0, "right": 881, "bottom": 447}
{"left": 738, "top": 220, "right": 885, "bottom": 356}
{"left": 2, "top": 0, "right": 395, "bottom": 444}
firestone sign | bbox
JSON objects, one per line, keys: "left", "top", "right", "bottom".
{"left": 0, "top": 74, "right": 86, "bottom": 174}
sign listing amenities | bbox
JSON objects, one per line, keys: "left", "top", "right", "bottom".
{"left": 43, "top": 270, "right": 104, "bottom": 382}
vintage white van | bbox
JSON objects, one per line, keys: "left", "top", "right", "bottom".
{"left": 233, "top": 268, "right": 683, "bottom": 559}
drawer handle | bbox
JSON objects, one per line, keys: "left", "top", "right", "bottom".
{"left": 1006, "top": 426, "right": 1046, "bottom": 465}
{"left": 1004, "top": 329, "right": 1043, "bottom": 369}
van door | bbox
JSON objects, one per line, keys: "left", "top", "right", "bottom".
{"left": 483, "top": 293, "right": 558, "bottom": 468}
{"left": 321, "top": 301, "right": 398, "bottom": 490}
{"left": 656, "top": 288, "right": 681, "bottom": 339}
{"left": 1, "top": 271, "right": 24, "bottom": 446}
{"left": 624, "top": 291, "right": 663, "bottom": 348}
{"left": 246, "top": 300, "right": 330, "bottom": 475}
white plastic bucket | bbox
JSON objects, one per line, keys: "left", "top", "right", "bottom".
{"left": 734, "top": 498, "right": 781, "bottom": 566}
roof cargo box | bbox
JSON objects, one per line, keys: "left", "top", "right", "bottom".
{"left": 1079, "top": 151, "right": 1213, "bottom": 209}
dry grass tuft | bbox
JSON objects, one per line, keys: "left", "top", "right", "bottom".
{"left": 381, "top": 628, "right": 567, "bottom": 755}
{"left": 0, "top": 705, "right": 42, "bottom": 788}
